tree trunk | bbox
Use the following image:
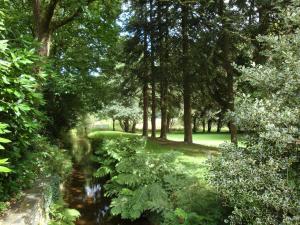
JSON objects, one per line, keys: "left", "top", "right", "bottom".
{"left": 142, "top": 1, "right": 149, "bottom": 138}
{"left": 112, "top": 118, "right": 115, "bottom": 131}
{"left": 124, "top": 119, "right": 130, "bottom": 133}
{"left": 149, "top": 0, "right": 156, "bottom": 139}
{"left": 160, "top": 81, "right": 168, "bottom": 139}
{"left": 181, "top": 3, "right": 192, "bottom": 144}
{"left": 158, "top": 1, "right": 169, "bottom": 140}
{"left": 142, "top": 81, "right": 149, "bottom": 137}
{"left": 119, "top": 120, "right": 124, "bottom": 131}
{"left": 151, "top": 79, "right": 156, "bottom": 138}
{"left": 219, "top": 0, "right": 237, "bottom": 145}
{"left": 207, "top": 119, "right": 212, "bottom": 133}
{"left": 202, "top": 120, "right": 206, "bottom": 133}
{"left": 167, "top": 114, "right": 171, "bottom": 133}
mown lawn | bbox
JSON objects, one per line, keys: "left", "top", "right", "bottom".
{"left": 167, "top": 132, "right": 231, "bottom": 147}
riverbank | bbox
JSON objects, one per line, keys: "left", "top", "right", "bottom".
{"left": 85, "top": 131, "right": 229, "bottom": 225}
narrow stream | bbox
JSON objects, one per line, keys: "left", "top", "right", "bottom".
{"left": 65, "top": 135, "right": 150, "bottom": 225}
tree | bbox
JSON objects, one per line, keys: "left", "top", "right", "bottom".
{"left": 211, "top": 1, "right": 300, "bottom": 224}
{"left": 181, "top": 2, "right": 192, "bottom": 144}
{"left": 31, "top": 0, "right": 98, "bottom": 57}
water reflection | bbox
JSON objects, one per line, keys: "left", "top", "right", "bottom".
{"left": 65, "top": 166, "right": 110, "bottom": 225}
{"left": 65, "top": 166, "right": 150, "bottom": 225}
{"left": 65, "top": 133, "right": 149, "bottom": 225}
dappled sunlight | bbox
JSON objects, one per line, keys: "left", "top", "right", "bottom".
{"left": 69, "top": 129, "right": 92, "bottom": 163}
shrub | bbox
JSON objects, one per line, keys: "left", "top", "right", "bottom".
{"left": 94, "top": 137, "right": 226, "bottom": 225}
{"left": 210, "top": 2, "right": 300, "bottom": 224}
{"left": 49, "top": 199, "right": 80, "bottom": 225}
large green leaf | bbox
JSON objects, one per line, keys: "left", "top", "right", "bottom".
{"left": 0, "top": 137, "right": 11, "bottom": 143}
{"left": 0, "top": 166, "right": 11, "bottom": 173}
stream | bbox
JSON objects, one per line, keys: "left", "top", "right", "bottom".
{"left": 64, "top": 135, "right": 150, "bottom": 225}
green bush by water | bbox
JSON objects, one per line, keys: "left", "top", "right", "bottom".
{"left": 92, "top": 135, "right": 228, "bottom": 225}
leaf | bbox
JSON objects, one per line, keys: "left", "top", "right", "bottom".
{"left": 65, "top": 209, "right": 81, "bottom": 220}
{"left": 0, "top": 158, "right": 9, "bottom": 164}
{"left": 0, "top": 137, "right": 11, "bottom": 143}
{"left": 0, "top": 166, "right": 11, "bottom": 173}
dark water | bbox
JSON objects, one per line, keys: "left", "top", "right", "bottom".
{"left": 65, "top": 162, "right": 150, "bottom": 224}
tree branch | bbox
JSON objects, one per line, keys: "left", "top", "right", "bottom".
{"left": 50, "top": 0, "right": 95, "bottom": 31}
{"left": 43, "top": 0, "right": 60, "bottom": 30}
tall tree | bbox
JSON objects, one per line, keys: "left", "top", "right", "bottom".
{"left": 150, "top": 0, "right": 157, "bottom": 138}
{"left": 181, "top": 2, "right": 192, "bottom": 144}
{"left": 32, "top": 0, "right": 96, "bottom": 57}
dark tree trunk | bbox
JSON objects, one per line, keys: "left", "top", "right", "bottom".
{"left": 124, "top": 119, "right": 130, "bottom": 133}
{"left": 151, "top": 79, "right": 156, "bottom": 138}
{"left": 207, "top": 119, "right": 212, "bottom": 133}
{"left": 150, "top": 0, "right": 156, "bottom": 139}
{"left": 160, "top": 82, "right": 168, "bottom": 139}
{"left": 142, "top": 1, "right": 149, "bottom": 138}
{"left": 181, "top": 3, "right": 192, "bottom": 144}
{"left": 142, "top": 81, "right": 149, "bottom": 137}
{"left": 219, "top": 0, "right": 237, "bottom": 145}
{"left": 158, "top": 1, "right": 169, "bottom": 140}
{"left": 112, "top": 118, "right": 115, "bottom": 131}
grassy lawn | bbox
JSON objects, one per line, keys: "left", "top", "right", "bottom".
{"left": 167, "top": 132, "right": 231, "bottom": 147}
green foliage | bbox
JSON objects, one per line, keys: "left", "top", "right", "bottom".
{"left": 0, "top": 4, "right": 49, "bottom": 201}
{"left": 210, "top": 2, "right": 300, "bottom": 225}
{"left": 0, "top": 137, "right": 72, "bottom": 206}
{"left": 49, "top": 199, "right": 80, "bottom": 225}
{"left": 0, "top": 123, "right": 11, "bottom": 173}
{"left": 93, "top": 136, "right": 226, "bottom": 224}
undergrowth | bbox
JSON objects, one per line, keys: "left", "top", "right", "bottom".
{"left": 92, "top": 135, "right": 228, "bottom": 225}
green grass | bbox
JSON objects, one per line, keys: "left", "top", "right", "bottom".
{"left": 167, "top": 132, "right": 231, "bottom": 147}
{"left": 88, "top": 130, "right": 138, "bottom": 139}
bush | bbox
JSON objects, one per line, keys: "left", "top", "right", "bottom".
{"left": 94, "top": 137, "right": 226, "bottom": 225}
{"left": 49, "top": 199, "right": 80, "bottom": 225}
{"left": 210, "top": 2, "right": 300, "bottom": 224}
{"left": 0, "top": 137, "right": 73, "bottom": 213}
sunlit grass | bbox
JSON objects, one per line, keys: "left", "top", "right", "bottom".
{"left": 167, "top": 132, "right": 231, "bottom": 147}
{"left": 88, "top": 130, "right": 138, "bottom": 139}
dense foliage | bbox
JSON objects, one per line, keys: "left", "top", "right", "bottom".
{"left": 210, "top": 2, "right": 300, "bottom": 224}
{"left": 1, "top": 0, "right": 299, "bottom": 224}
{"left": 93, "top": 136, "right": 226, "bottom": 225}
{"left": 0, "top": 0, "right": 121, "bottom": 213}
{"left": 0, "top": 3, "right": 50, "bottom": 203}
